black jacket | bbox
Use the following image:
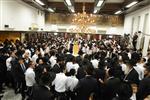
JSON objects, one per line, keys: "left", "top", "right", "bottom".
{"left": 137, "top": 76, "right": 150, "bottom": 100}
{"left": 124, "top": 68, "right": 140, "bottom": 85}
{"left": 32, "top": 85, "right": 53, "bottom": 100}
{"left": 103, "top": 77, "right": 121, "bottom": 100}
{"left": 75, "top": 75, "right": 99, "bottom": 100}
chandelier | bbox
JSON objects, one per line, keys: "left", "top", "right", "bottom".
{"left": 69, "top": 3, "right": 96, "bottom": 33}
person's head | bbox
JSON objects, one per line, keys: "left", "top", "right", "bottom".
{"left": 40, "top": 72, "right": 56, "bottom": 86}
{"left": 108, "top": 67, "right": 115, "bottom": 77}
{"left": 59, "top": 63, "right": 66, "bottom": 73}
{"left": 50, "top": 50, "right": 55, "bottom": 56}
{"left": 29, "top": 61, "right": 35, "bottom": 69}
{"left": 94, "top": 53, "right": 99, "bottom": 60}
{"left": 69, "top": 69, "right": 76, "bottom": 76}
{"left": 24, "top": 52, "right": 29, "bottom": 59}
{"left": 126, "top": 60, "right": 134, "bottom": 69}
{"left": 18, "top": 57, "right": 24, "bottom": 64}
{"left": 35, "top": 49, "right": 40, "bottom": 55}
{"left": 68, "top": 55, "right": 74, "bottom": 62}
{"left": 57, "top": 54, "right": 64, "bottom": 64}
{"left": 144, "top": 65, "right": 150, "bottom": 77}
{"left": 141, "top": 58, "right": 146, "bottom": 63}
{"left": 36, "top": 58, "right": 44, "bottom": 65}
{"left": 117, "top": 82, "right": 132, "bottom": 100}
{"left": 83, "top": 62, "right": 94, "bottom": 75}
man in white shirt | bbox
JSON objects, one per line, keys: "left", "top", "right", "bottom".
{"left": 6, "top": 51, "right": 17, "bottom": 71}
{"left": 66, "top": 69, "right": 79, "bottom": 92}
{"left": 31, "top": 49, "right": 39, "bottom": 64}
{"left": 52, "top": 65, "right": 68, "bottom": 99}
{"left": 49, "top": 50, "right": 57, "bottom": 68}
{"left": 6, "top": 51, "right": 17, "bottom": 88}
{"left": 66, "top": 69, "right": 79, "bottom": 100}
{"left": 66, "top": 56, "right": 74, "bottom": 73}
{"left": 134, "top": 59, "right": 145, "bottom": 80}
{"left": 91, "top": 54, "right": 99, "bottom": 69}
{"left": 6, "top": 55, "right": 13, "bottom": 71}
{"left": 25, "top": 61, "right": 36, "bottom": 100}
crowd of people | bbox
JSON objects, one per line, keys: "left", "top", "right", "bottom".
{"left": 0, "top": 34, "right": 150, "bottom": 100}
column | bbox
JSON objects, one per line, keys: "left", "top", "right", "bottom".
{"left": 142, "top": 36, "right": 150, "bottom": 56}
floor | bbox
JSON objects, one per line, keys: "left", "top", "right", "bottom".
{"left": 1, "top": 88, "right": 22, "bottom": 100}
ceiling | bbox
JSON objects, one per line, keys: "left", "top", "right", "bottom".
{"left": 23, "top": 0, "right": 150, "bottom": 15}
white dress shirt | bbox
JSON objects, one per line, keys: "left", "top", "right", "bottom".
{"left": 32, "top": 54, "right": 38, "bottom": 64}
{"left": 121, "top": 63, "right": 129, "bottom": 75}
{"left": 40, "top": 48, "right": 44, "bottom": 57}
{"left": 66, "top": 76, "right": 79, "bottom": 92}
{"left": 49, "top": 56, "right": 57, "bottom": 68}
{"left": 128, "top": 52, "right": 131, "bottom": 60}
{"left": 52, "top": 73, "right": 68, "bottom": 93}
{"left": 72, "top": 63, "right": 79, "bottom": 74}
{"left": 6, "top": 57, "right": 12, "bottom": 71}
{"left": 25, "top": 49, "right": 31, "bottom": 58}
{"left": 134, "top": 63, "right": 144, "bottom": 80}
{"left": 66, "top": 62, "right": 74, "bottom": 72}
{"left": 25, "top": 67, "right": 36, "bottom": 87}
{"left": 91, "top": 59, "right": 99, "bottom": 69}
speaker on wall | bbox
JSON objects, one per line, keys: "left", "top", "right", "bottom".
{"left": 4, "top": 25, "right": 9, "bottom": 28}
{"left": 29, "top": 27, "right": 31, "bottom": 30}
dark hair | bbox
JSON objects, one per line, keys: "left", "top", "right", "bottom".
{"left": 142, "top": 58, "right": 146, "bottom": 62}
{"left": 18, "top": 57, "right": 24, "bottom": 61}
{"left": 69, "top": 69, "right": 76, "bottom": 76}
{"left": 108, "top": 67, "right": 115, "bottom": 77}
{"left": 126, "top": 59, "right": 135, "bottom": 67}
{"left": 83, "top": 62, "right": 94, "bottom": 75}
{"left": 94, "top": 53, "right": 99, "bottom": 59}
{"left": 117, "top": 82, "right": 132, "bottom": 100}
{"left": 145, "top": 65, "right": 150, "bottom": 72}
{"left": 36, "top": 57, "right": 43, "bottom": 64}
{"left": 40, "top": 72, "right": 56, "bottom": 86}
{"left": 56, "top": 54, "right": 64, "bottom": 62}
{"left": 50, "top": 50, "right": 55, "bottom": 56}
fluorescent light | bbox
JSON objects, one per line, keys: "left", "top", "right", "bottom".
{"left": 70, "top": 8, "right": 75, "bottom": 13}
{"left": 48, "top": 8, "right": 54, "bottom": 12}
{"left": 96, "top": 0, "right": 104, "bottom": 7}
{"left": 93, "top": 10, "right": 98, "bottom": 13}
{"left": 35, "top": 0, "right": 45, "bottom": 6}
{"left": 115, "top": 10, "right": 122, "bottom": 14}
{"left": 69, "top": 6, "right": 75, "bottom": 13}
{"left": 126, "top": 1, "right": 138, "bottom": 8}
{"left": 65, "top": 0, "right": 72, "bottom": 6}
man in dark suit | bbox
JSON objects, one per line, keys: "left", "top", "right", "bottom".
{"left": 132, "top": 32, "right": 138, "bottom": 51}
{"left": 75, "top": 62, "right": 99, "bottom": 100}
{"left": 15, "top": 57, "right": 27, "bottom": 100}
{"left": 103, "top": 67, "right": 121, "bottom": 100}
{"left": 137, "top": 65, "right": 150, "bottom": 100}
{"left": 124, "top": 60, "right": 140, "bottom": 85}
{"left": 31, "top": 72, "right": 56, "bottom": 100}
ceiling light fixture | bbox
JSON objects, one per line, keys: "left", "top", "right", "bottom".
{"left": 65, "top": 0, "right": 72, "bottom": 6}
{"left": 70, "top": 3, "right": 96, "bottom": 33}
{"left": 93, "top": 10, "right": 98, "bottom": 14}
{"left": 35, "top": 0, "right": 45, "bottom": 6}
{"left": 96, "top": 0, "right": 104, "bottom": 7}
{"left": 115, "top": 10, "right": 122, "bottom": 14}
{"left": 126, "top": 1, "right": 138, "bottom": 8}
{"left": 48, "top": 8, "right": 54, "bottom": 12}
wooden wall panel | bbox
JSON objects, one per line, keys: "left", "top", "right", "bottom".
{"left": 0, "top": 32, "right": 21, "bottom": 42}
{"left": 45, "top": 13, "right": 124, "bottom": 26}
